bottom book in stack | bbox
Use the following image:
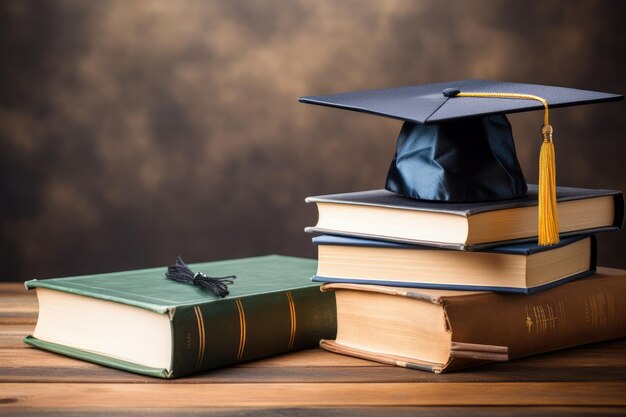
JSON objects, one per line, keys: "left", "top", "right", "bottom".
{"left": 319, "top": 267, "right": 626, "bottom": 373}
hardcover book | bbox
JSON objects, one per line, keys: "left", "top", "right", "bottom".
{"left": 312, "top": 235, "right": 597, "bottom": 294}
{"left": 305, "top": 185, "right": 623, "bottom": 250}
{"left": 320, "top": 267, "right": 626, "bottom": 373}
{"left": 24, "top": 255, "right": 337, "bottom": 378}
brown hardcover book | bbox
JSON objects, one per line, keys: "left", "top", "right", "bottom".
{"left": 320, "top": 267, "right": 626, "bottom": 373}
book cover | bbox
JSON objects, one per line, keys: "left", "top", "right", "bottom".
{"left": 313, "top": 233, "right": 591, "bottom": 255}
{"left": 320, "top": 267, "right": 626, "bottom": 373}
{"left": 24, "top": 255, "right": 337, "bottom": 378}
{"left": 305, "top": 185, "right": 623, "bottom": 250}
{"left": 311, "top": 235, "right": 597, "bottom": 294}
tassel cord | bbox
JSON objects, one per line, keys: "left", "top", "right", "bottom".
{"left": 453, "top": 91, "right": 559, "bottom": 246}
{"left": 166, "top": 256, "right": 237, "bottom": 298}
{"left": 538, "top": 125, "right": 559, "bottom": 245}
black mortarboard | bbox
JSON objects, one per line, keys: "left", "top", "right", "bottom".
{"left": 299, "top": 79, "right": 622, "bottom": 245}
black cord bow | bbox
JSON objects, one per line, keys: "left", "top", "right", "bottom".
{"left": 166, "top": 256, "right": 236, "bottom": 298}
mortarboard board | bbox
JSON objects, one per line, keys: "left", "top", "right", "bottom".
{"left": 298, "top": 79, "right": 622, "bottom": 245}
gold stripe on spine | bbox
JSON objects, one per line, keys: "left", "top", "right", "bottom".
{"left": 193, "top": 306, "right": 201, "bottom": 368}
{"left": 198, "top": 306, "right": 206, "bottom": 368}
{"left": 235, "top": 299, "right": 247, "bottom": 361}
{"left": 193, "top": 306, "right": 206, "bottom": 369}
{"left": 286, "top": 291, "right": 297, "bottom": 350}
{"left": 235, "top": 300, "right": 243, "bottom": 359}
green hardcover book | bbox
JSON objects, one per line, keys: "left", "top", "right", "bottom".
{"left": 24, "top": 255, "right": 337, "bottom": 378}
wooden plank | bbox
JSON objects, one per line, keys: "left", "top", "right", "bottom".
{"left": 0, "top": 324, "right": 38, "bottom": 332}
{"left": 0, "top": 290, "right": 37, "bottom": 304}
{"left": 238, "top": 348, "right": 377, "bottom": 367}
{"left": 0, "top": 324, "right": 34, "bottom": 345}
{"left": 245, "top": 338, "right": 625, "bottom": 366}
{"left": 0, "top": 286, "right": 33, "bottom": 295}
{"left": 2, "top": 344, "right": 625, "bottom": 373}
{"left": 0, "top": 303, "right": 38, "bottom": 314}
{"left": 2, "top": 363, "right": 625, "bottom": 384}
{"left": 0, "top": 324, "right": 35, "bottom": 335}
{"left": 0, "top": 300, "right": 33, "bottom": 309}
{"left": 4, "top": 340, "right": 626, "bottom": 368}
{"left": 1, "top": 342, "right": 626, "bottom": 383}
{"left": 508, "top": 345, "right": 626, "bottom": 367}
{"left": 3, "top": 337, "right": 625, "bottom": 367}
{"left": 0, "top": 336, "right": 29, "bottom": 348}
{"left": 2, "top": 407, "right": 626, "bottom": 417}
{"left": 0, "top": 283, "right": 29, "bottom": 295}
{"left": 1, "top": 348, "right": 101, "bottom": 368}
{"left": 0, "top": 298, "right": 37, "bottom": 309}
{"left": 2, "top": 337, "right": 626, "bottom": 382}
{"left": 0, "top": 317, "right": 36, "bottom": 325}
{"left": 0, "top": 382, "right": 625, "bottom": 407}
{"left": 0, "top": 347, "right": 375, "bottom": 369}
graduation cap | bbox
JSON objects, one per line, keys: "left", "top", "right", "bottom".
{"left": 299, "top": 79, "right": 622, "bottom": 246}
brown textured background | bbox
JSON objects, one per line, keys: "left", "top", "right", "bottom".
{"left": 1, "top": 0, "right": 625, "bottom": 282}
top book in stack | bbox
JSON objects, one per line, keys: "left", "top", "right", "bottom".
{"left": 305, "top": 186, "right": 623, "bottom": 250}
{"left": 299, "top": 80, "right": 623, "bottom": 249}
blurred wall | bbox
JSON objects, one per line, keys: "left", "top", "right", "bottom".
{"left": 1, "top": 0, "right": 625, "bottom": 281}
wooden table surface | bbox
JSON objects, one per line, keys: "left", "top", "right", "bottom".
{"left": 1, "top": 282, "right": 625, "bottom": 416}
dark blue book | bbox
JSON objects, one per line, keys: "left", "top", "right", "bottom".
{"left": 305, "top": 185, "right": 623, "bottom": 250}
{"left": 312, "top": 234, "right": 597, "bottom": 294}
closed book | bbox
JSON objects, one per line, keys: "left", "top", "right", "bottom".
{"left": 320, "top": 267, "right": 626, "bottom": 373}
{"left": 24, "top": 255, "right": 337, "bottom": 378}
{"left": 305, "top": 185, "right": 623, "bottom": 250}
{"left": 312, "top": 234, "right": 597, "bottom": 294}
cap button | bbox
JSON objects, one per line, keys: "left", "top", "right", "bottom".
{"left": 442, "top": 88, "right": 460, "bottom": 98}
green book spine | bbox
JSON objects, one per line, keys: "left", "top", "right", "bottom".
{"left": 170, "top": 286, "right": 336, "bottom": 377}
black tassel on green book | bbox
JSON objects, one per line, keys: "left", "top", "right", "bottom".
{"left": 166, "top": 256, "right": 236, "bottom": 298}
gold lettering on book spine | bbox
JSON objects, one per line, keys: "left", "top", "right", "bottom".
{"left": 235, "top": 299, "right": 247, "bottom": 361}
{"left": 526, "top": 301, "right": 563, "bottom": 335}
{"left": 193, "top": 306, "right": 206, "bottom": 369}
{"left": 286, "top": 291, "right": 297, "bottom": 350}
{"left": 584, "top": 292, "right": 616, "bottom": 328}
{"left": 525, "top": 306, "right": 533, "bottom": 333}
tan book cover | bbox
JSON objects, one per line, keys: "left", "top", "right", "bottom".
{"left": 321, "top": 267, "right": 626, "bottom": 373}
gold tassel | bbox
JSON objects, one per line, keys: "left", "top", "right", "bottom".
{"left": 454, "top": 91, "right": 560, "bottom": 245}
{"left": 538, "top": 124, "right": 559, "bottom": 245}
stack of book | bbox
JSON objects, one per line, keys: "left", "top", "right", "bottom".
{"left": 305, "top": 185, "right": 626, "bottom": 372}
